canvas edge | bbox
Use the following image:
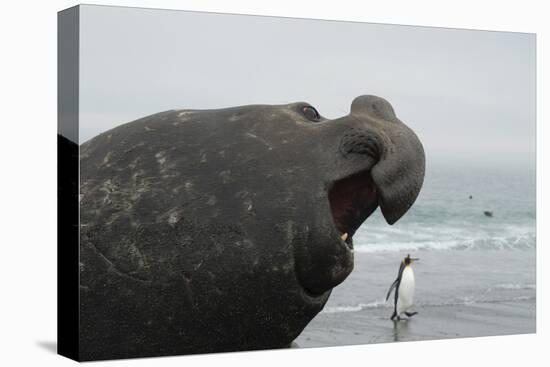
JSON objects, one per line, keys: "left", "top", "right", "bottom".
{"left": 57, "top": 4, "right": 80, "bottom": 362}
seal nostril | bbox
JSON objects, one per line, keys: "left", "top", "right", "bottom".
{"left": 339, "top": 128, "right": 382, "bottom": 160}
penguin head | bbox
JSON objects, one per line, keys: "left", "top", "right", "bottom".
{"left": 404, "top": 254, "right": 419, "bottom": 265}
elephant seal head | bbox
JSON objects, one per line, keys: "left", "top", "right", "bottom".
{"left": 290, "top": 95, "right": 425, "bottom": 296}
{"left": 78, "top": 95, "right": 425, "bottom": 359}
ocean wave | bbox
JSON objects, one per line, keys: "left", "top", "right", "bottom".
{"left": 488, "top": 283, "right": 536, "bottom": 291}
{"left": 320, "top": 295, "right": 536, "bottom": 314}
{"left": 322, "top": 300, "right": 388, "bottom": 313}
{"left": 353, "top": 234, "right": 535, "bottom": 253}
{"left": 427, "top": 295, "right": 537, "bottom": 307}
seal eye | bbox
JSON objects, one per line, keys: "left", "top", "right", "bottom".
{"left": 302, "top": 106, "right": 321, "bottom": 122}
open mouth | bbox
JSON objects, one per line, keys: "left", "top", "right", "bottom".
{"left": 328, "top": 170, "right": 379, "bottom": 250}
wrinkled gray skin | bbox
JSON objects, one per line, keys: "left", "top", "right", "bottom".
{"left": 79, "top": 95, "right": 425, "bottom": 360}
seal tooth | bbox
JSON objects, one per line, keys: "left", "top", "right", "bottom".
{"left": 340, "top": 233, "right": 348, "bottom": 241}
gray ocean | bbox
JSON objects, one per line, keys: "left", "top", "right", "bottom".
{"left": 322, "top": 161, "right": 536, "bottom": 315}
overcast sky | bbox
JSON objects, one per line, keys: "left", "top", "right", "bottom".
{"left": 79, "top": 5, "right": 535, "bottom": 168}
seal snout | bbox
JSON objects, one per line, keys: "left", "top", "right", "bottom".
{"left": 338, "top": 95, "right": 425, "bottom": 225}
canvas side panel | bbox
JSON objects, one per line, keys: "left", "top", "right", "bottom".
{"left": 57, "top": 5, "right": 80, "bottom": 361}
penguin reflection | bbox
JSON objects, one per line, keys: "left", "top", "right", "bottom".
{"left": 386, "top": 254, "right": 419, "bottom": 321}
{"left": 392, "top": 318, "right": 411, "bottom": 342}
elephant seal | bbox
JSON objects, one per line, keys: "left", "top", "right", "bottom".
{"left": 78, "top": 95, "right": 425, "bottom": 360}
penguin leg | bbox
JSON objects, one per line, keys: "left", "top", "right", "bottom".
{"left": 405, "top": 311, "right": 418, "bottom": 318}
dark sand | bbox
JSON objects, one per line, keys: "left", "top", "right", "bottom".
{"left": 295, "top": 299, "right": 535, "bottom": 347}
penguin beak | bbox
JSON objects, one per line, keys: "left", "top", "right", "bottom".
{"left": 411, "top": 258, "right": 419, "bottom": 262}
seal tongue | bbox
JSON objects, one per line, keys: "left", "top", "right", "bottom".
{"left": 371, "top": 131, "right": 425, "bottom": 225}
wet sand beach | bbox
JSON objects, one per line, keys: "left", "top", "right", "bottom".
{"left": 296, "top": 299, "right": 535, "bottom": 347}
{"left": 295, "top": 248, "right": 536, "bottom": 347}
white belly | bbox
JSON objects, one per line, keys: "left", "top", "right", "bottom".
{"left": 397, "top": 266, "right": 415, "bottom": 315}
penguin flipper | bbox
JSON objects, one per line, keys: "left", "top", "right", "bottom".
{"left": 386, "top": 279, "right": 399, "bottom": 301}
{"left": 386, "top": 262, "right": 406, "bottom": 301}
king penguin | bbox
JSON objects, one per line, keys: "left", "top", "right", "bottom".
{"left": 386, "top": 254, "right": 419, "bottom": 321}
